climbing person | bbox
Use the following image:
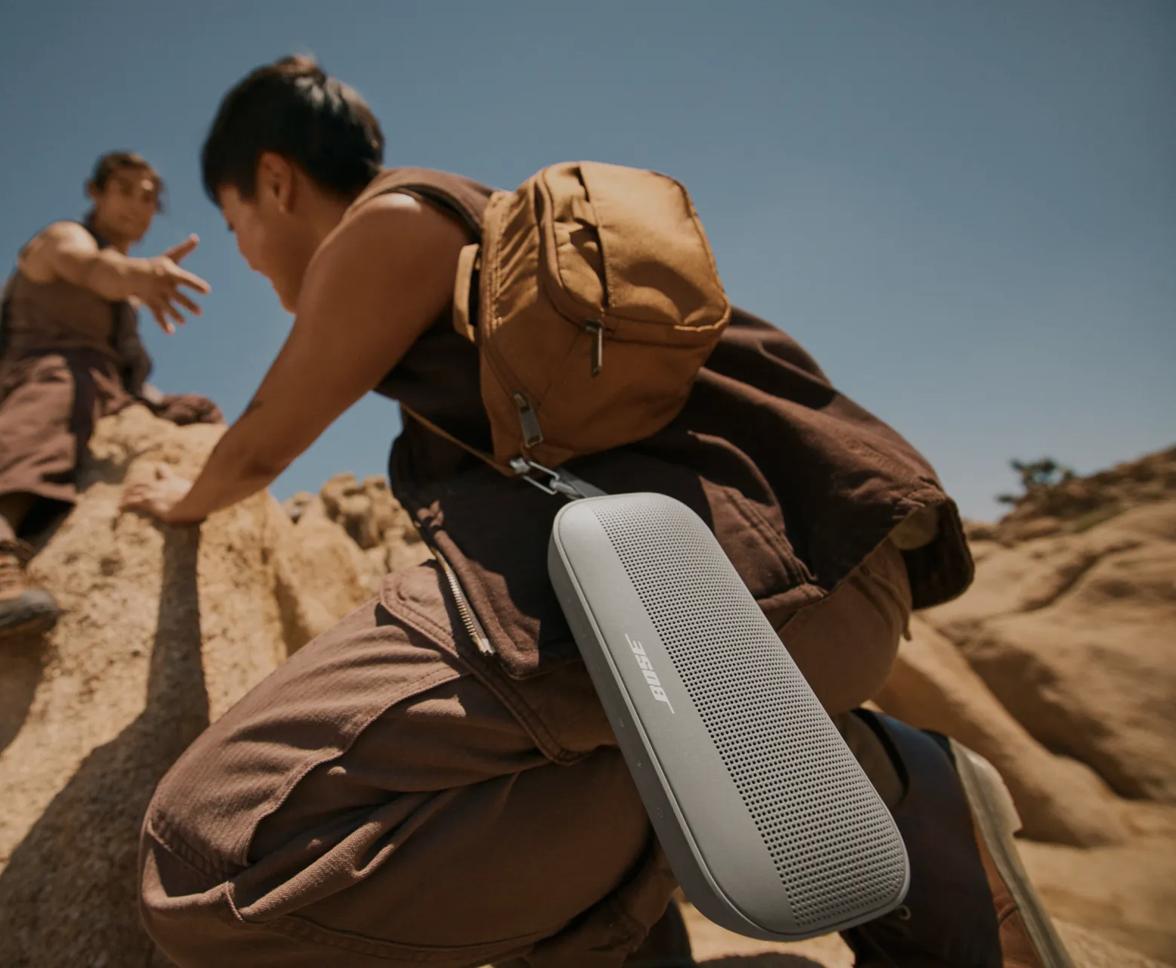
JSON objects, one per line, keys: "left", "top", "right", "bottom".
{"left": 125, "top": 56, "right": 1070, "bottom": 967}
{"left": 0, "top": 151, "right": 216, "bottom": 639}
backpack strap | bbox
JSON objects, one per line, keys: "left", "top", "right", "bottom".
{"left": 350, "top": 167, "right": 488, "bottom": 238}
{"left": 401, "top": 404, "right": 605, "bottom": 501}
{"left": 352, "top": 170, "right": 603, "bottom": 500}
{"left": 350, "top": 169, "right": 490, "bottom": 346}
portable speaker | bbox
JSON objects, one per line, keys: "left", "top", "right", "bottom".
{"left": 547, "top": 492, "right": 910, "bottom": 939}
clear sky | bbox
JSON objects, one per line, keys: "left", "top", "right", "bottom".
{"left": 0, "top": 0, "right": 1172, "bottom": 520}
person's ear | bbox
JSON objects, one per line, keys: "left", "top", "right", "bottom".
{"left": 256, "top": 152, "right": 296, "bottom": 215}
{"left": 84, "top": 179, "right": 100, "bottom": 204}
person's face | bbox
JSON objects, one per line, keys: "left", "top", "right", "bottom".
{"left": 217, "top": 158, "right": 314, "bottom": 312}
{"left": 88, "top": 166, "right": 159, "bottom": 245}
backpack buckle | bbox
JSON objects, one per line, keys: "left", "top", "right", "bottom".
{"left": 508, "top": 456, "right": 606, "bottom": 501}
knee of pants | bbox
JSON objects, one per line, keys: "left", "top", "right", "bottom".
{"left": 777, "top": 539, "right": 912, "bottom": 715}
{"left": 139, "top": 750, "right": 659, "bottom": 968}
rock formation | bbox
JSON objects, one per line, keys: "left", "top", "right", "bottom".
{"left": 284, "top": 471, "right": 428, "bottom": 576}
{"left": 0, "top": 407, "right": 381, "bottom": 966}
{"left": 877, "top": 446, "right": 1176, "bottom": 965}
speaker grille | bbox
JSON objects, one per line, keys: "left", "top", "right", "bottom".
{"left": 595, "top": 497, "right": 906, "bottom": 928}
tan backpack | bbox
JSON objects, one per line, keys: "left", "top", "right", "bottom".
{"left": 435, "top": 161, "right": 730, "bottom": 478}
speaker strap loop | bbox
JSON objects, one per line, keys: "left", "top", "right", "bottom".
{"left": 508, "top": 456, "right": 607, "bottom": 501}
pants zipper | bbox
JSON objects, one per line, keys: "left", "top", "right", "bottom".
{"left": 430, "top": 542, "right": 497, "bottom": 659}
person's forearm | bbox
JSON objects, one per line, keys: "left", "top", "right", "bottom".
{"left": 60, "top": 249, "right": 144, "bottom": 302}
{"left": 166, "top": 432, "right": 284, "bottom": 525}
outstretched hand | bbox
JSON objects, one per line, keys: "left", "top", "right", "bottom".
{"left": 134, "top": 234, "right": 212, "bottom": 335}
{"left": 120, "top": 464, "right": 195, "bottom": 524}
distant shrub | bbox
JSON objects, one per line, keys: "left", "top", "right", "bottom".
{"left": 996, "top": 457, "right": 1076, "bottom": 505}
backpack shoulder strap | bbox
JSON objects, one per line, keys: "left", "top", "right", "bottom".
{"left": 350, "top": 167, "right": 493, "bottom": 238}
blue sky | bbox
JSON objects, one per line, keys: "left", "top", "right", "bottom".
{"left": 0, "top": 0, "right": 1172, "bottom": 520}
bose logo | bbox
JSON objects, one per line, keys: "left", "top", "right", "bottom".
{"left": 625, "top": 633, "right": 675, "bottom": 713}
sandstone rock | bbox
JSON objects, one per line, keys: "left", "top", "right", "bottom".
{"left": 294, "top": 470, "right": 428, "bottom": 574}
{"left": 876, "top": 616, "right": 1128, "bottom": 845}
{"left": 681, "top": 901, "right": 853, "bottom": 966}
{"left": 282, "top": 489, "right": 320, "bottom": 522}
{"left": 0, "top": 406, "right": 383, "bottom": 967}
{"left": 994, "top": 446, "right": 1175, "bottom": 543}
{"left": 876, "top": 446, "right": 1176, "bottom": 965}
{"left": 1022, "top": 839, "right": 1176, "bottom": 965}
{"left": 925, "top": 500, "right": 1176, "bottom": 802}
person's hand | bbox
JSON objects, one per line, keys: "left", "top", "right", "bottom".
{"left": 120, "top": 464, "right": 195, "bottom": 524}
{"left": 129, "top": 235, "right": 211, "bottom": 335}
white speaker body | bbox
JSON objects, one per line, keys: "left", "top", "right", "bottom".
{"left": 548, "top": 492, "right": 909, "bottom": 939}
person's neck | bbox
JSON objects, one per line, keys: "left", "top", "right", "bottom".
{"left": 87, "top": 214, "right": 133, "bottom": 254}
{"left": 303, "top": 191, "right": 353, "bottom": 250}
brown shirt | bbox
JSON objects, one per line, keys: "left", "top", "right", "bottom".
{"left": 361, "top": 167, "right": 974, "bottom": 680}
{"left": 3, "top": 269, "right": 117, "bottom": 357}
{"left": 1, "top": 222, "right": 151, "bottom": 393}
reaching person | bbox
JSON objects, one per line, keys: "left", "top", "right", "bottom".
{"left": 0, "top": 151, "right": 215, "bottom": 638}
{"left": 125, "top": 57, "right": 1070, "bottom": 968}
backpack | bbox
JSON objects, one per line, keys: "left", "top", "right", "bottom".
{"left": 397, "top": 161, "right": 731, "bottom": 477}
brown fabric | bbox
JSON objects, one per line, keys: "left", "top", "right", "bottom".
{"left": 2, "top": 220, "right": 153, "bottom": 394}
{"left": 2, "top": 268, "right": 118, "bottom": 357}
{"left": 0, "top": 222, "right": 183, "bottom": 528}
{"left": 140, "top": 541, "right": 912, "bottom": 966}
{"left": 0, "top": 350, "right": 134, "bottom": 514}
{"left": 782, "top": 537, "right": 912, "bottom": 715}
{"left": 364, "top": 166, "right": 973, "bottom": 695}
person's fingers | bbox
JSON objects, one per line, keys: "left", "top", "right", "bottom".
{"left": 171, "top": 289, "right": 202, "bottom": 316}
{"left": 163, "top": 234, "right": 199, "bottom": 263}
{"left": 145, "top": 299, "right": 175, "bottom": 335}
{"left": 160, "top": 295, "right": 185, "bottom": 328}
{"left": 146, "top": 299, "right": 175, "bottom": 335}
{"left": 170, "top": 266, "right": 211, "bottom": 294}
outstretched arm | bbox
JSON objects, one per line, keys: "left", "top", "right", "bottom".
{"left": 121, "top": 193, "right": 467, "bottom": 525}
{"left": 19, "top": 222, "right": 210, "bottom": 333}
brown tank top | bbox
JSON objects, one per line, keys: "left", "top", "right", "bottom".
{"left": 2, "top": 222, "right": 123, "bottom": 359}
{"left": 357, "top": 166, "right": 974, "bottom": 681}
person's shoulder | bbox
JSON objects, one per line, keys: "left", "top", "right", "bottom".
{"left": 323, "top": 190, "right": 466, "bottom": 267}
{"left": 26, "top": 220, "right": 94, "bottom": 248}
{"left": 298, "top": 190, "right": 468, "bottom": 318}
{"left": 17, "top": 221, "right": 95, "bottom": 282}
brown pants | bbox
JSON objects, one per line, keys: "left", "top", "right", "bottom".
{"left": 0, "top": 350, "right": 131, "bottom": 539}
{"left": 139, "top": 540, "right": 911, "bottom": 967}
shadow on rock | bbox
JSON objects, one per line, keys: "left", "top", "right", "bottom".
{"left": 0, "top": 529, "right": 210, "bottom": 966}
{"left": 0, "top": 633, "right": 45, "bottom": 755}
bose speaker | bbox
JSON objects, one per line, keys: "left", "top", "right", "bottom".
{"left": 548, "top": 492, "right": 909, "bottom": 939}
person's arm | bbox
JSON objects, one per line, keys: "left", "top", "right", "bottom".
{"left": 19, "top": 221, "right": 210, "bottom": 333}
{"left": 121, "top": 193, "right": 468, "bottom": 525}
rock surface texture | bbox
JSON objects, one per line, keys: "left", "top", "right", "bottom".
{"left": 0, "top": 408, "right": 382, "bottom": 966}
{"left": 1, "top": 417, "right": 1172, "bottom": 966}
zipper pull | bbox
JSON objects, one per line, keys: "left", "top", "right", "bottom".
{"left": 585, "top": 320, "right": 603, "bottom": 376}
{"left": 512, "top": 392, "right": 543, "bottom": 448}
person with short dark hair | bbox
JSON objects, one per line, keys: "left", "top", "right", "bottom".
{"left": 126, "top": 56, "right": 1068, "bottom": 968}
{"left": 0, "top": 151, "right": 213, "bottom": 638}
